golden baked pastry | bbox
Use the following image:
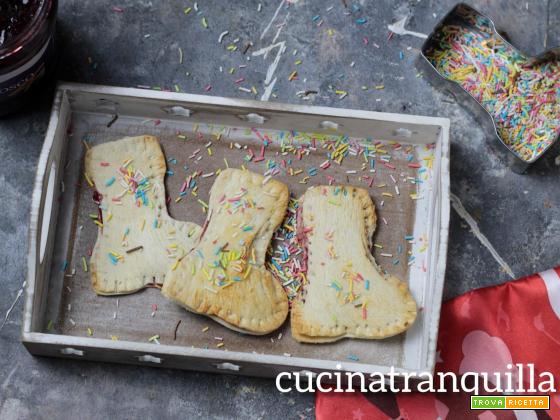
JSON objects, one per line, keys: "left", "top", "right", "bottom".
{"left": 85, "top": 135, "right": 201, "bottom": 295}
{"left": 291, "top": 185, "right": 417, "bottom": 343}
{"left": 162, "top": 168, "right": 289, "bottom": 335}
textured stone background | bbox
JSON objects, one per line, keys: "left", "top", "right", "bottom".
{"left": 1, "top": 0, "right": 558, "bottom": 418}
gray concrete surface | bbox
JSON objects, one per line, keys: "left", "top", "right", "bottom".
{"left": 1, "top": 0, "right": 559, "bottom": 418}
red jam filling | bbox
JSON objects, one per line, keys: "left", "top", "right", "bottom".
{"left": 0, "top": 0, "right": 43, "bottom": 48}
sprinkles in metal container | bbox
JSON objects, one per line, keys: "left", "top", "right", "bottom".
{"left": 422, "top": 4, "right": 560, "bottom": 167}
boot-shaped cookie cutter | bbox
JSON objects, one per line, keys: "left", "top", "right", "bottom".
{"left": 418, "top": 3, "right": 560, "bottom": 173}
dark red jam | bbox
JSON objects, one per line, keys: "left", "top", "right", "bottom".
{"left": 0, "top": 0, "right": 57, "bottom": 116}
{"left": 1, "top": 1, "right": 42, "bottom": 45}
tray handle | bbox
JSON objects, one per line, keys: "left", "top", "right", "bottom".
{"left": 138, "top": 354, "right": 163, "bottom": 364}
{"left": 24, "top": 88, "right": 68, "bottom": 333}
{"left": 214, "top": 362, "right": 241, "bottom": 371}
{"left": 38, "top": 160, "right": 57, "bottom": 265}
{"left": 60, "top": 347, "right": 85, "bottom": 356}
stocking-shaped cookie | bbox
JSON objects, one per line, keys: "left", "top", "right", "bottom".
{"left": 162, "top": 168, "right": 289, "bottom": 335}
{"left": 291, "top": 185, "right": 417, "bottom": 343}
{"left": 85, "top": 136, "right": 201, "bottom": 295}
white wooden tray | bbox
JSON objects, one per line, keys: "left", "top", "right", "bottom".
{"left": 23, "top": 82, "right": 450, "bottom": 379}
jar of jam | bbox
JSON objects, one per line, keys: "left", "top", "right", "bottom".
{"left": 0, "top": 0, "right": 58, "bottom": 116}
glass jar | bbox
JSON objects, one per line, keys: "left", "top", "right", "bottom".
{"left": 0, "top": 0, "right": 58, "bottom": 116}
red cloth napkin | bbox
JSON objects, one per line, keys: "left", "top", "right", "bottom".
{"left": 316, "top": 268, "right": 560, "bottom": 419}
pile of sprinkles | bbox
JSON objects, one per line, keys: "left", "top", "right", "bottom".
{"left": 425, "top": 9, "right": 560, "bottom": 161}
{"left": 113, "top": 159, "right": 152, "bottom": 207}
{"left": 265, "top": 197, "right": 304, "bottom": 300}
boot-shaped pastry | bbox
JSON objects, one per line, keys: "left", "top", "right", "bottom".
{"left": 162, "top": 168, "right": 289, "bottom": 335}
{"left": 85, "top": 136, "right": 201, "bottom": 295}
{"left": 291, "top": 185, "right": 417, "bottom": 343}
